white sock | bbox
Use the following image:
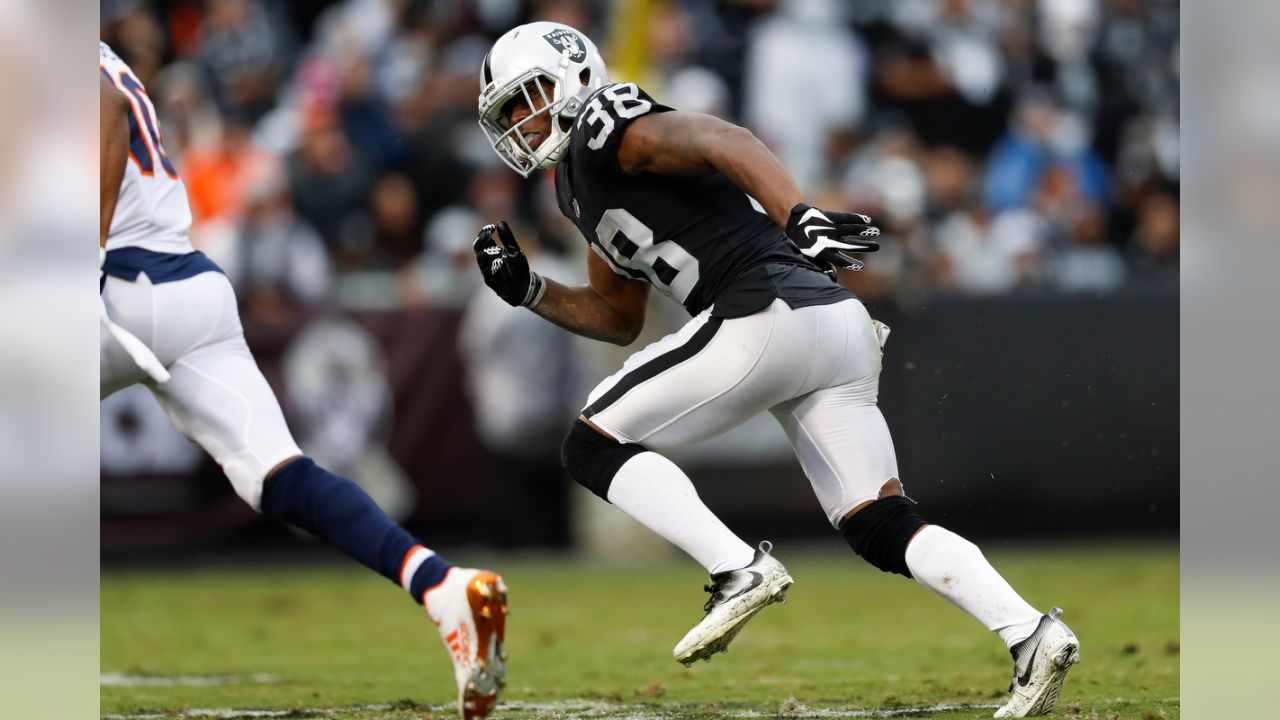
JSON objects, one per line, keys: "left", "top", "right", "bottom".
{"left": 904, "top": 525, "right": 1043, "bottom": 648}
{"left": 606, "top": 451, "right": 755, "bottom": 575}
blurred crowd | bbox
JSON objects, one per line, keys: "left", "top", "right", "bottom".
{"left": 100, "top": 0, "right": 1179, "bottom": 313}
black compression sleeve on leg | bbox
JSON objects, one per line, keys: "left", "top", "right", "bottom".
{"left": 838, "top": 496, "right": 929, "bottom": 578}
{"left": 560, "top": 419, "right": 648, "bottom": 501}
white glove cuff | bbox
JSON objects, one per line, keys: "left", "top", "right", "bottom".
{"left": 522, "top": 272, "right": 547, "bottom": 308}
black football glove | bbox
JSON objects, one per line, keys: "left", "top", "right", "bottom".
{"left": 473, "top": 221, "right": 546, "bottom": 307}
{"left": 785, "top": 203, "right": 881, "bottom": 272}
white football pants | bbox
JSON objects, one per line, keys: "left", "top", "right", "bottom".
{"left": 100, "top": 272, "right": 301, "bottom": 509}
{"left": 583, "top": 298, "right": 898, "bottom": 527}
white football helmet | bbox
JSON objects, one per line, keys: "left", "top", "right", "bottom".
{"left": 478, "top": 22, "right": 609, "bottom": 177}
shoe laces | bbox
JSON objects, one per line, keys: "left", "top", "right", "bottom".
{"left": 701, "top": 541, "right": 774, "bottom": 614}
{"left": 701, "top": 578, "right": 727, "bottom": 614}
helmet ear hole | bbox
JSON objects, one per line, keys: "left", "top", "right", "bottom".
{"left": 579, "top": 68, "right": 591, "bottom": 86}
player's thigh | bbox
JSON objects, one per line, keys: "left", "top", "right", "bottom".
{"left": 584, "top": 303, "right": 800, "bottom": 447}
{"left": 771, "top": 382, "right": 900, "bottom": 528}
{"left": 149, "top": 328, "right": 301, "bottom": 511}
{"left": 101, "top": 272, "right": 234, "bottom": 398}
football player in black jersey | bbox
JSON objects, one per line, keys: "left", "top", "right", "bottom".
{"left": 471, "top": 22, "right": 1079, "bottom": 717}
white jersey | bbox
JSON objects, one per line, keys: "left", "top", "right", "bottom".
{"left": 99, "top": 42, "right": 193, "bottom": 254}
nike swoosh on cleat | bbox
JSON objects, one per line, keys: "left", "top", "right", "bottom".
{"left": 1012, "top": 612, "right": 1058, "bottom": 687}
{"left": 1017, "top": 655, "right": 1036, "bottom": 687}
{"left": 724, "top": 571, "right": 764, "bottom": 603}
{"left": 1015, "top": 635, "right": 1042, "bottom": 687}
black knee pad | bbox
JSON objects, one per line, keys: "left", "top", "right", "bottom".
{"left": 839, "top": 496, "right": 928, "bottom": 578}
{"left": 560, "top": 420, "right": 648, "bottom": 501}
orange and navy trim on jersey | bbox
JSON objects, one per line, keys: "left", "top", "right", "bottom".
{"left": 101, "top": 65, "right": 179, "bottom": 179}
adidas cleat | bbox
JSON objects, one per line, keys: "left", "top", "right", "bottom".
{"left": 994, "top": 607, "right": 1081, "bottom": 718}
{"left": 673, "top": 541, "right": 793, "bottom": 666}
{"left": 424, "top": 568, "right": 509, "bottom": 719}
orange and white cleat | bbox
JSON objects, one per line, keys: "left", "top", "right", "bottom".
{"left": 424, "top": 568, "right": 509, "bottom": 719}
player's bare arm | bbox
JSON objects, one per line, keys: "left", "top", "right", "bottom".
{"left": 534, "top": 253, "right": 650, "bottom": 346}
{"left": 100, "top": 76, "right": 130, "bottom": 248}
{"left": 473, "top": 221, "right": 649, "bottom": 346}
{"left": 618, "top": 110, "right": 882, "bottom": 270}
{"left": 617, "top": 111, "right": 802, "bottom": 228}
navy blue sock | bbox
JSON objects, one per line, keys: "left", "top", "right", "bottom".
{"left": 260, "top": 457, "right": 451, "bottom": 603}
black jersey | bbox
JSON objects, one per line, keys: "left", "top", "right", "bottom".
{"left": 553, "top": 82, "right": 853, "bottom": 318}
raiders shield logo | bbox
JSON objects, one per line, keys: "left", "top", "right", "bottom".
{"left": 543, "top": 28, "right": 586, "bottom": 63}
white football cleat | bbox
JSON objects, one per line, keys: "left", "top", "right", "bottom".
{"left": 424, "top": 568, "right": 508, "bottom": 719}
{"left": 673, "top": 541, "right": 794, "bottom": 666}
{"left": 994, "top": 607, "right": 1081, "bottom": 718}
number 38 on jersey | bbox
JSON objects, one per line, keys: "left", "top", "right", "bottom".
{"left": 592, "top": 208, "right": 700, "bottom": 305}
{"left": 557, "top": 81, "right": 789, "bottom": 316}
{"left": 564, "top": 83, "right": 702, "bottom": 305}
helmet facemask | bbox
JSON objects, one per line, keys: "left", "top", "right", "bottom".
{"left": 479, "top": 46, "right": 602, "bottom": 177}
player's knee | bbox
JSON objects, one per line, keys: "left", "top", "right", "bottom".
{"left": 838, "top": 495, "right": 928, "bottom": 578}
{"left": 879, "top": 477, "right": 904, "bottom": 498}
{"left": 224, "top": 456, "right": 288, "bottom": 511}
{"left": 258, "top": 456, "right": 314, "bottom": 518}
{"left": 560, "top": 419, "right": 647, "bottom": 501}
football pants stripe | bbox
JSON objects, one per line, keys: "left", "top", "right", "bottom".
{"left": 583, "top": 316, "right": 724, "bottom": 418}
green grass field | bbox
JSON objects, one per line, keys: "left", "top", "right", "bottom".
{"left": 101, "top": 543, "right": 1177, "bottom": 719}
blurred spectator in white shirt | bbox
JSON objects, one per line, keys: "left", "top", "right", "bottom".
{"left": 842, "top": 122, "right": 927, "bottom": 228}
{"left": 665, "top": 66, "right": 732, "bottom": 118}
{"left": 895, "top": 0, "right": 1008, "bottom": 107}
{"left": 933, "top": 205, "right": 1046, "bottom": 294}
{"left": 1037, "top": 0, "right": 1100, "bottom": 113}
{"left": 230, "top": 165, "right": 333, "bottom": 315}
{"left": 744, "top": 0, "right": 867, "bottom": 192}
